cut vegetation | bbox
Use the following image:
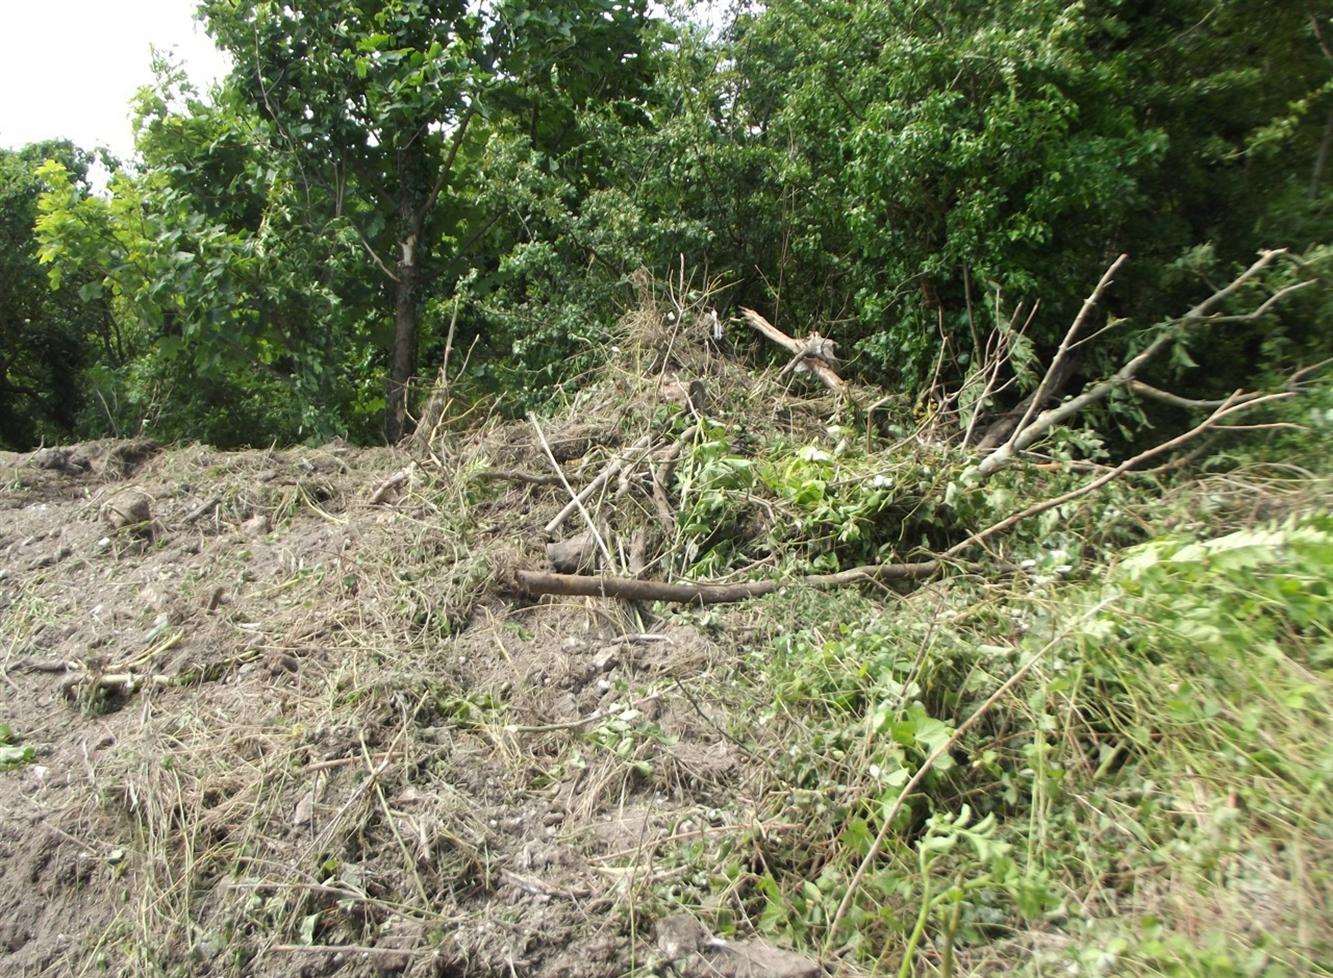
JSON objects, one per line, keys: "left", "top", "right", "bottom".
{"left": 1, "top": 284, "right": 1329, "bottom": 977}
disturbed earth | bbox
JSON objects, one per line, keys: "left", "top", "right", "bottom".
{"left": 0, "top": 438, "right": 812, "bottom": 978}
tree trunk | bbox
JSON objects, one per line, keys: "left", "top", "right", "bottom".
{"left": 1311, "top": 103, "right": 1333, "bottom": 199}
{"left": 385, "top": 233, "right": 420, "bottom": 443}
{"left": 385, "top": 137, "right": 433, "bottom": 443}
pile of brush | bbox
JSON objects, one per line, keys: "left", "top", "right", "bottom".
{"left": 381, "top": 251, "right": 1320, "bottom": 614}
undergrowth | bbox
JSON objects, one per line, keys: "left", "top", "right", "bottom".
{"left": 645, "top": 497, "right": 1332, "bottom": 976}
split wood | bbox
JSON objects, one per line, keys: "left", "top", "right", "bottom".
{"left": 739, "top": 307, "right": 845, "bottom": 392}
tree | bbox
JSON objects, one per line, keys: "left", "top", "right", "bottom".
{"left": 35, "top": 63, "right": 379, "bottom": 446}
{"left": 0, "top": 141, "right": 109, "bottom": 449}
{"left": 200, "top": 0, "right": 655, "bottom": 440}
{"left": 576, "top": 0, "right": 1330, "bottom": 399}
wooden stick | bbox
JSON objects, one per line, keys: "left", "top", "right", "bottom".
{"left": 543, "top": 433, "right": 653, "bottom": 536}
{"left": 269, "top": 944, "right": 424, "bottom": 957}
{"left": 514, "top": 560, "right": 939, "bottom": 606}
{"left": 739, "top": 308, "right": 845, "bottom": 392}
{"left": 533, "top": 417, "right": 616, "bottom": 567}
{"left": 182, "top": 492, "right": 222, "bottom": 524}
{"left": 650, "top": 423, "right": 697, "bottom": 529}
{"left": 474, "top": 468, "right": 566, "bottom": 487}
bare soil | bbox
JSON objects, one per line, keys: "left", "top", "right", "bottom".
{"left": 0, "top": 438, "right": 782, "bottom": 978}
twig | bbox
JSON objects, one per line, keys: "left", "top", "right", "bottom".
{"left": 650, "top": 423, "right": 698, "bottom": 529}
{"left": 514, "top": 561, "right": 939, "bottom": 606}
{"left": 504, "top": 692, "right": 663, "bottom": 734}
{"left": 182, "top": 492, "right": 223, "bottom": 524}
{"left": 532, "top": 417, "right": 617, "bottom": 568}
{"left": 541, "top": 431, "right": 654, "bottom": 537}
{"left": 269, "top": 944, "right": 425, "bottom": 957}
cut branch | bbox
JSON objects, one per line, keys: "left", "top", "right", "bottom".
{"left": 955, "top": 391, "right": 1291, "bottom": 556}
{"left": 1126, "top": 381, "right": 1230, "bottom": 410}
{"left": 1007, "top": 254, "right": 1128, "bottom": 440}
{"left": 182, "top": 492, "right": 223, "bottom": 525}
{"left": 974, "top": 250, "right": 1302, "bottom": 479}
{"left": 368, "top": 463, "right": 416, "bottom": 505}
{"left": 475, "top": 468, "right": 566, "bottom": 487}
{"left": 739, "top": 308, "right": 845, "bottom": 392}
{"left": 514, "top": 561, "right": 940, "bottom": 606}
{"left": 532, "top": 416, "right": 616, "bottom": 567}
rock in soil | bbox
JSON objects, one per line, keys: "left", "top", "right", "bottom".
{"left": 100, "top": 488, "right": 152, "bottom": 534}
{"left": 546, "top": 530, "right": 598, "bottom": 573}
{"left": 656, "top": 914, "right": 820, "bottom": 978}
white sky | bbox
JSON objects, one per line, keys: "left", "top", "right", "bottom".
{"left": 0, "top": 0, "right": 230, "bottom": 159}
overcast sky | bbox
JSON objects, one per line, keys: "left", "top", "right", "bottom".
{"left": 0, "top": 0, "right": 230, "bottom": 158}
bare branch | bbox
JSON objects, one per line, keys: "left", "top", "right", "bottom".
{"left": 1008, "top": 254, "right": 1128, "bottom": 442}
{"left": 1127, "top": 381, "right": 1231, "bottom": 409}
{"left": 738, "top": 308, "right": 845, "bottom": 392}
{"left": 973, "top": 250, "right": 1302, "bottom": 479}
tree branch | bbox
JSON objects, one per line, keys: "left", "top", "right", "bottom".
{"left": 739, "top": 308, "right": 845, "bottom": 392}
{"left": 973, "top": 250, "right": 1300, "bottom": 479}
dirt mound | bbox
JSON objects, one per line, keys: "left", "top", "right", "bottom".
{"left": 0, "top": 432, "right": 815, "bottom": 978}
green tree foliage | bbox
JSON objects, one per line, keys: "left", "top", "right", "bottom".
{"left": 0, "top": 141, "right": 112, "bottom": 449}
{"left": 586, "top": 0, "right": 1331, "bottom": 389}
{"left": 35, "top": 66, "right": 376, "bottom": 445}
{"left": 9, "top": 0, "right": 1332, "bottom": 448}
{"left": 198, "top": 0, "right": 655, "bottom": 439}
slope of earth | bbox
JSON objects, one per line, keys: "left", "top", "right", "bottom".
{"left": 1, "top": 300, "right": 1329, "bottom": 978}
{"left": 1, "top": 436, "right": 791, "bottom": 978}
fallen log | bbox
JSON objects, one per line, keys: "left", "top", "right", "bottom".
{"left": 514, "top": 560, "right": 940, "bottom": 606}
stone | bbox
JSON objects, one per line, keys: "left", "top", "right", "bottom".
{"left": 101, "top": 489, "right": 152, "bottom": 535}
{"left": 546, "top": 530, "right": 597, "bottom": 573}
{"left": 655, "top": 914, "right": 819, "bottom": 978}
